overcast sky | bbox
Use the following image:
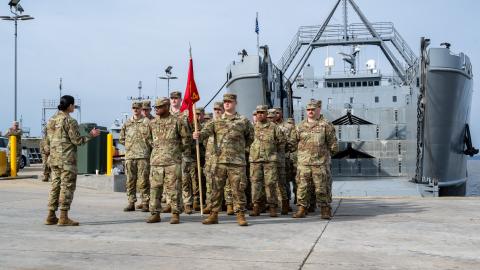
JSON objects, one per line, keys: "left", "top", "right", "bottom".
{"left": 0, "top": 0, "right": 479, "bottom": 142}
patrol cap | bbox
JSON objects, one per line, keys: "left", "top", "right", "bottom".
{"left": 154, "top": 97, "right": 170, "bottom": 107}
{"left": 195, "top": 107, "right": 205, "bottom": 114}
{"left": 170, "top": 91, "right": 182, "bottom": 99}
{"left": 255, "top": 105, "right": 268, "bottom": 113}
{"left": 142, "top": 100, "right": 151, "bottom": 109}
{"left": 273, "top": 107, "right": 282, "bottom": 113}
{"left": 132, "top": 101, "right": 142, "bottom": 109}
{"left": 214, "top": 101, "right": 224, "bottom": 110}
{"left": 267, "top": 108, "right": 276, "bottom": 118}
{"left": 204, "top": 113, "right": 213, "bottom": 120}
{"left": 306, "top": 99, "right": 319, "bottom": 110}
{"left": 223, "top": 93, "right": 237, "bottom": 102}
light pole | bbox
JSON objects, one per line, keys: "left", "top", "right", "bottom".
{"left": 159, "top": 66, "right": 177, "bottom": 96}
{"left": 1, "top": 0, "right": 34, "bottom": 121}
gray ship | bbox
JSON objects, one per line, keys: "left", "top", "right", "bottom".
{"left": 225, "top": 0, "right": 478, "bottom": 196}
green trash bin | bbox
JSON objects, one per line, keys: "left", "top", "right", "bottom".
{"left": 77, "top": 123, "right": 108, "bottom": 174}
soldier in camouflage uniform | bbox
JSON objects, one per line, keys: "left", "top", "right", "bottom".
{"left": 274, "top": 107, "right": 297, "bottom": 213}
{"left": 142, "top": 100, "right": 155, "bottom": 120}
{"left": 44, "top": 95, "right": 100, "bottom": 226}
{"left": 249, "top": 105, "right": 284, "bottom": 217}
{"left": 162, "top": 91, "right": 195, "bottom": 214}
{"left": 193, "top": 93, "right": 254, "bottom": 226}
{"left": 266, "top": 109, "right": 289, "bottom": 215}
{"left": 40, "top": 125, "right": 51, "bottom": 182}
{"left": 190, "top": 107, "right": 207, "bottom": 211}
{"left": 292, "top": 100, "right": 338, "bottom": 219}
{"left": 5, "top": 121, "right": 22, "bottom": 172}
{"left": 203, "top": 102, "right": 223, "bottom": 214}
{"left": 287, "top": 117, "right": 298, "bottom": 204}
{"left": 119, "top": 101, "right": 151, "bottom": 212}
{"left": 146, "top": 97, "right": 191, "bottom": 224}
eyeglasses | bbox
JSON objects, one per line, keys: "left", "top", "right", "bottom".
{"left": 306, "top": 109, "right": 315, "bottom": 112}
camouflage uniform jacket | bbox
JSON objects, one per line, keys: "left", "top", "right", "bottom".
{"left": 148, "top": 113, "right": 191, "bottom": 166}
{"left": 277, "top": 120, "right": 296, "bottom": 158}
{"left": 5, "top": 128, "right": 22, "bottom": 156}
{"left": 40, "top": 126, "right": 49, "bottom": 156}
{"left": 204, "top": 120, "right": 217, "bottom": 165}
{"left": 199, "top": 112, "right": 254, "bottom": 166}
{"left": 295, "top": 115, "right": 338, "bottom": 166}
{"left": 46, "top": 111, "right": 92, "bottom": 170}
{"left": 249, "top": 121, "right": 284, "bottom": 163}
{"left": 119, "top": 116, "right": 151, "bottom": 160}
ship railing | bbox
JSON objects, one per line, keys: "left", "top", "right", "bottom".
{"left": 277, "top": 22, "right": 418, "bottom": 74}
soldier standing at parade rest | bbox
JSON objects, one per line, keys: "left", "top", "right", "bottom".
{"left": 146, "top": 98, "right": 191, "bottom": 224}
{"left": 132, "top": 100, "right": 154, "bottom": 211}
{"left": 274, "top": 107, "right": 296, "bottom": 212}
{"left": 193, "top": 93, "right": 254, "bottom": 226}
{"left": 5, "top": 121, "right": 23, "bottom": 172}
{"left": 44, "top": 95, "right": 100, "bottom": 226}
{"left": 292, "top": 100, "right": 338, "bottom": 219}
{"left": 266, "top": 109, "right": 289, "bottom": 215}
{"left": 203, "top": 102, "right": 224, "bottom": 214}
{"left": 40, "top": 125, "right": 51, "bottom": 182}
{"left": 249, "top": 105, "right": 284, "bottom": 217}
{"left": 119, "top": 101, "right": 151, "bottom": 212}
{"left": 192, "top": 107, "right": 207, "bottom": 211}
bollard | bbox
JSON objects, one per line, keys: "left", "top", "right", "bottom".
{"left": 106, "top": 133, "right": 113, "bottom": 176}
{"left": 10, "top": 136, "right": 17, "bottom": 177}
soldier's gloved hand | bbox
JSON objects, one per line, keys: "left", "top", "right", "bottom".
{"left": 193, "top": 131, "right": 200, "bottom": 140}
{"left": 90, "top": 128, "right": 101, "bottom": 137}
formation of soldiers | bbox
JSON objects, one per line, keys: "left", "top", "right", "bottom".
{"left": 42, "top": 92, "right": 338, "bottom": 227}
{"left": 118, "top": 91, "right": 338, "bottom": 226}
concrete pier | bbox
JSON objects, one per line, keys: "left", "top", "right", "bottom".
{"left": 1, "top": 177, "right": 479, "bottom": 270}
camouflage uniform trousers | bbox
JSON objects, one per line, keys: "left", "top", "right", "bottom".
{"left": 180, "top": 161, "right": 195, "bottom": 207}
{"left": 149, "top": 164, "right": 181, "bottom": 214}
{"left": 250, "top": 162, "right": 278, "bottom": 208}
{"left": 276, "top": 165, "right": 289, "bottom": 202}
{"left": 48, "top": 165, "right": 77, "bottom": 211}
{"left": 204, "top": 161, "right": 213, "bottom": 203}
{"left": 209, "top": 163, "right": 247, "bottom": 213}
{"left": 285, "top": 157, "right": 295, "bottom": 201}
{"left": 125, "top": 159, "right": 150, "bottom": 204}
{"left": 296, "top": 165, "right": 332, "bottom": 207}
{"left": 41, "top": 153, "right": 51, "bottom": 181}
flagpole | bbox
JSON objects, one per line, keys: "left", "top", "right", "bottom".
{"left": 256, "top": 12, "right": 260, "bottom": 55}
{"left": 189, "top": 44, "right": 205, "bottom": 216}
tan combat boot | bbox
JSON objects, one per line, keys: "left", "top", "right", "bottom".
{"left": 162, "top": 204, "right": 172, "bottom": 213}
{"left": 141, "top": 203, "right": 149, "bottom": 212}
{"left": 292, "top": 206, "right": 306, "bottom": 218}
{"left": 281, "top": 200, "right": 289, "bottom": 215}
{"left": 203, "top": 204, "right": 211, "bottom": 214}
{"left": 146, "top": 213, "right": 161, "bottom": 223}
{"left": 236, "top": 212, "right": 248, "bottom": 226}
{"left": 269, "top": 207, "right": 278, "bottom": 217}
{"left": 249, "top": 203, "right": 260, "bottom": 216}
{"left": 321, "top": 206, "right": 332, "bottom": 220}
{"left": 135, "top": 203, "right": 143, "bottom": 210}
{"left": 170, "top": 213, "right": 180, "bottom": 224}
{"left": 184, "top": 205, "right": 193, "bottom": 215}
{"left": 193, "top": 201, "right": 200, "bottom": 211}
{"left": 226, "top": 204, "right": 234, "bottom": 215}
{"left": 57, "top": 210, "right": 79, "bottom": 226}
{"left": 202, "top": 211, "right": 219, "bottom": 225}
{"left": 123, "top": 202, "right": 135, "bottom": 212}
{"left": 44, "top": 210, "right": 58, "bottom": 225}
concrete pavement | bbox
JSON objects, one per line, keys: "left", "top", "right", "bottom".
{"left": 0, "top": 179, "right": 479, "bottom": 270}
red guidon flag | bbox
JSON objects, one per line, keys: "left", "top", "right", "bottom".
{"left": 180, "top": 57, "right": 200, "bottom": 122}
